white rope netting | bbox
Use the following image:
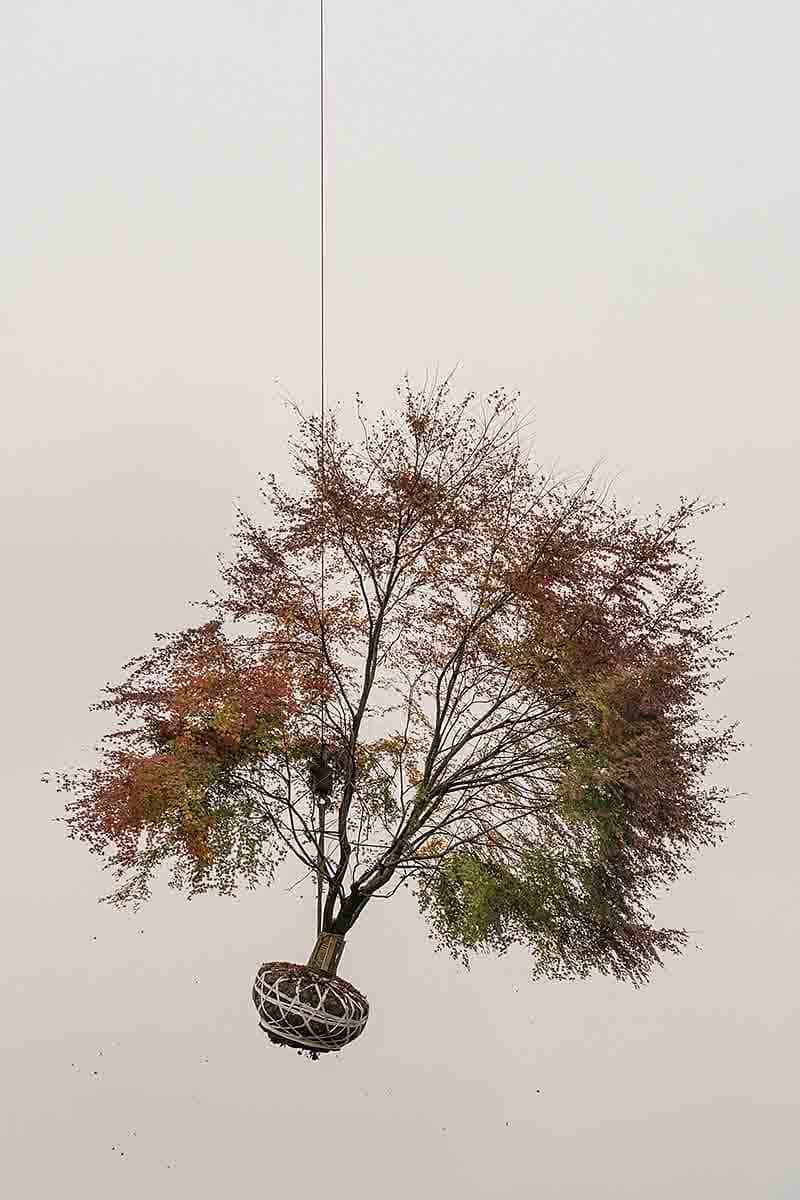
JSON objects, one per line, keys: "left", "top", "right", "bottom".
{"left": 253, "top": 962, "right": 369, "bottom": 1052}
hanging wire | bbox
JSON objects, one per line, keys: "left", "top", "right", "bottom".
{"left": 316, "top": 0, "right": 326, "bottom": 940}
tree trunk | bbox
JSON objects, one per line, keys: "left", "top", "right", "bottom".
{"left": 307, "top": 931, "right": 346, "bottom": 976}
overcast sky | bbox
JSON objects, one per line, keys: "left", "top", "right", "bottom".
{"left": 2, "top": 2, "right": 799, "bottom": 1196}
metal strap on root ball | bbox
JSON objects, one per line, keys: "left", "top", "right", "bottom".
{"left": 252, "top": 0, "right": 369, "bottom": 1058}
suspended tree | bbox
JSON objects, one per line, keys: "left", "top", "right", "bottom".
{"left": 48, "top": 379, "right": 740, "bottom": 1056}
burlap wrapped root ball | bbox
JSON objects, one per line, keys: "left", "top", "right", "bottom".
{"left": 253, "top": 961, "right": 369, "bottom": 1055}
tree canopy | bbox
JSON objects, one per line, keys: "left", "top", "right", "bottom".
{"left": 49, "top": 379, "right": 740, "bottom": 986}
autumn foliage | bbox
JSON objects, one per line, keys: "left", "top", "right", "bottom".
{"left": 48, "top": 379, "right": 741, "bottom": 985}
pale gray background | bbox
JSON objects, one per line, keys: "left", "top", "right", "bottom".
{"left": 2, "top": 2, "right": 798, "bottom": 1196}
